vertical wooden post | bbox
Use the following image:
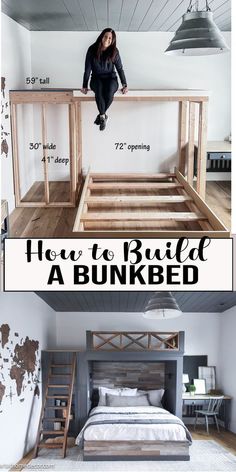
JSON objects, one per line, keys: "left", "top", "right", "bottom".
{"left": 178, "top": 101, "right": 188, "bottom": 175}
{"left": 196, "top": 100, "right": 208, "bottom": 198}
{"left": 42, "top": 104, "right": 49, "bottom": 204}
{"left": 76, "top": 101, "right": 82, "bottom": 181}
{"left": 72, "top": 103, "right": 77, "bottom": 205}
{"left": 69, "top": 104, "right": 76, "bottom": 206}
{"left": 10, "top": 103, "right": 21, "bottom": 206}
{"left": 187, "top": 101, "right": 195, "bottom": 186}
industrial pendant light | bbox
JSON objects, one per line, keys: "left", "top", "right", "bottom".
{"left": 143, "top": 292, "right": 182, "bottom": 319}
{"left": 165, "top": 0, "right": 230, "bottom": 56}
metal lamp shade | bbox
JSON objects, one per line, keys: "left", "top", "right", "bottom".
{"left": 165, "top": 11, "right": 229, "bottom": 56}
{"left": 143, "top": 292, "right": 182, "bottom": 319}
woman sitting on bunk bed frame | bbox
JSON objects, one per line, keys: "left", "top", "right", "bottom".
{"left": 81, "top": 28, "right": 128, "bottom": 131}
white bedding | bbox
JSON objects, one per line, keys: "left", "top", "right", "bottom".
{"left": 76, "top": 406, "right": 191, "bottom": 444}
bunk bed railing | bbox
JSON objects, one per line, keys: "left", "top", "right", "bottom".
{"left": 89, "top": 331, "right": 179, "bottom": 351}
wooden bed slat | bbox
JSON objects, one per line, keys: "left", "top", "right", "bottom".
{"left": 85, "top": 195, "right": 192, "bottom": 204}
{"left": 81, "top": 211, "right": 207, "bottom": 221}
{"left": 91, "top": 173, "right": 175, "bottom": 181}
{"left": 88, "top": 182, "right": 183, "bottom": 190}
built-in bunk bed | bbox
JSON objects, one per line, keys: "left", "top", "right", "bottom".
{"left": 76, "top": 331, "right": 192, "bottom": 461}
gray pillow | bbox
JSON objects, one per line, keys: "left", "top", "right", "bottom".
{"left": 138, "top": 389, "right": 164, "bottom": 407}
{"left": 106, "top": 393, "right": 150, "bottom": 407}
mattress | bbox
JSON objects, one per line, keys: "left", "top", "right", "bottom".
{"left": 76, "top": 406, "right": 192, "bottom": 445}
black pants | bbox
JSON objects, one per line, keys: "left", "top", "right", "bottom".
{"left": 90, "top": 76, "right": 118, "bottom": 115}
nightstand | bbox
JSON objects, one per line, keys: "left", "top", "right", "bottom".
{"left": 194, "top": 141, "right": 231, "bottom": 175}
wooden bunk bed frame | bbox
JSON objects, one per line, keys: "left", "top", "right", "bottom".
{"left": 9, "top": 89, "right": 230, "bottom": 236}
{"left": 79, "top": 330, "right": 190, "bottom": 461}
{"left": 72, "top": 89, "right": 229, "bottom": 237}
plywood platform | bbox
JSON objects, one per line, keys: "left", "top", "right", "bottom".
{"left": 73, "top": 171, "right": 229, "bottom": 237}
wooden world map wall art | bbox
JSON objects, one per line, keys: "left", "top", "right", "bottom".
{"left": 1, "top": 77, "right": 10, "bottom": 158}
{"left": 0, "top": 323, "right": 40, "bottom": 412}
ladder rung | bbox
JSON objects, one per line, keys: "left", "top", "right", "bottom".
{"left": 45, "top": 406, "right": 68, "bottom": 410}
{"left": 38, "top": 443, "right": 63, "bottom": 449}
{"left": 43, "top": 418, "right": 66, "bottom": 422}
{"left": 42, "top": 430, "right": 64, "bottom": 435}
{"left": 49, "top": 374, "right": 71, "bottom": 377}
{"left": 46, "top": 395, "right": 69, "bottom": 399}
{"left": 48, "top": 384, "right": 70, "bottom": 388}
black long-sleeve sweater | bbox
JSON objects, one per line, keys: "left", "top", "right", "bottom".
{"left": 82, "top": 46, "right": 127, "bottom": 89}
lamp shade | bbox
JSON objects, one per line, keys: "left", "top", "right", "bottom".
{"left": 165, "top": 10, "right": 230, "bottom": 56}
{"left": 143, "top": 292, "right": 182, "bottom": 319}
{"left": 183, "top": 374, "right": 189, "bottom": 384}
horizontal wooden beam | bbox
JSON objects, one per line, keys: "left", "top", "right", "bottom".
{"left": 85, "top": 195, "right": 192, "bottom": 204}
{"left": 88, "top": 182, "right": 183, "bottom": 190}
{"left": 91, "top": 173, "right": 175, "bottom": 181}
{"left": 81, "top": 212, "right": 207, "bottom": 222}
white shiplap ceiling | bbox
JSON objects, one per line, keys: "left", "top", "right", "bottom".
{"left": 1, "top": 0, "right": 231, "bottom": 31}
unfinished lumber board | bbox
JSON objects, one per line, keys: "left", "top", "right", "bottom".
{"left": 72, "top": 169, "right": 91, "bottom": 232}
{"left": 178, "top": 101, "right": 188, "bottom": 175}
{"left": 85, "top": 195, "right": 192, "bottom": 204}
{"left": 81, "top": 211, "right": 207, "bottom": 222}
{"left": 11, "top": 103, "right": 21, "bottom": 206}
{"left": 42, "top": 104, "right": 49, "bottom": 204}
{"left": 88, "top": 182, "right": 183, "bottom": 190}
{"left": 91, "top": 173, "right": 175, "bottom": 181}
{"left": 196, "top": 101, "right": 208, "bottom": 198}
{"left": 187, "top": 102, "right": 195, "bottom": 185}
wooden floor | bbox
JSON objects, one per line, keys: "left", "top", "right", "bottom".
{"left": 11, "top": 427, "right": 236, "bottom": 470}
{"left": 9, "top": 181, "right": 231, "bottom": 238}
{"left": 189, "top": 425, "right": 236, "bottom": 455}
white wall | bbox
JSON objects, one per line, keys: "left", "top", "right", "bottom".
{"left": 0, "top": 293, "right": 56, "bottom": 464}
{"left": 1, "top": 13, "right": 32, "bottom": 212}
{"left": 30, "top": 31, "right": 231, "bottom": 174}
{"left": 218, "top": 306, "right": 236, "bottom": 433}
{"left": 55, "top": 311, "right": 220, "bottom": 367}
{"left": 1, "top": 23, "right": 231, "bottom": 208}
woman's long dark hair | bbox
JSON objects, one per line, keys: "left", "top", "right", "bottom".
{"left": 92, "top": 28, "right": 117, "bottom": 61}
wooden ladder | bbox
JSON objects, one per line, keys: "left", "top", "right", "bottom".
{"left": 33, "top": 353, "right": 76, "bottom": 458}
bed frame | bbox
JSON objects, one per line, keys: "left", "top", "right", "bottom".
{"left": 72, "top": 168, "right": 229, "bottom": 236}
{"left": 83, "top": 440, "right": 190, "bottom": 461}
{"left": 10, "top": 89, "right": 229, "bottom": 236}
{"left": 79, "top": 331, "right": 190, "bottom": 461}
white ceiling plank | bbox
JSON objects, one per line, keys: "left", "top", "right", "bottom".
{"left": 108, "top": 0, "right": 123, "bottom": 30}
{"left": 78, "top": 0, "right": 98, "bottom": 30}
{"left": 118, "top": 0, "right": 139, "bottom": 31}
{"left": 128, "top": 0, "right": 154, "bottom": 31}
{"left": 149, "top": 0, "right": 187, "bottom": 31}
{"left": 93, "top": 0, "right": 108, "bottom": 31}
{"left": 157, "top": 0, "right": 192, "bottom": 31}
{"left": 63, "top": 0, "right": 88, "bottom": 30}
{"left": 138, "top": 0, "right": 170, "bottom": 31}
{"left": 1, "top": 0, "right": 231, "bottom": 31}
{"left": 166, "top": 0, "right": 230, "bottom": 31}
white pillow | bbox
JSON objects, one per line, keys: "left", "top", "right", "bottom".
{"left": 120, "top": 387, "right": 138, "bottom": 396}
{"left": 98, "top": 387, "right": 120, "bottom": 406}
{"left": 98, "top": 386, "right": 138, "bottom": 406}
{"left": 138, "top": 389, "right": 164, "bottom": 407}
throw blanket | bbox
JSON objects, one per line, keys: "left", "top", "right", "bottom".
{"left": 76, "top": 406, "right": 192, "bottom": 446}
